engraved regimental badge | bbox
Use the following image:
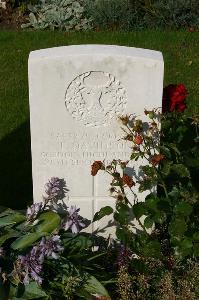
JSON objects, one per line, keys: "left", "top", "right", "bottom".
{"left": 65, "top": 71, "right": 127, "bottom": 127}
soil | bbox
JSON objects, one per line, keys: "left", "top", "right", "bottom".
{"left": 0, "top": 5, "right": 27, "bottom": 30}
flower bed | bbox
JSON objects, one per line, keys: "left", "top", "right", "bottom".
{"left": 0, "top": 84, "right": 198, "bottom": 299}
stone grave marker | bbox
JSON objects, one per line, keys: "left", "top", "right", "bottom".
{"left": 28, "top": 45, "right": 164, "bottom": 234}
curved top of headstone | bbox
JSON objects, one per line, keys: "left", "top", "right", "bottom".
{"left": 29, "top": 44, "right": 163, "bottom": 62}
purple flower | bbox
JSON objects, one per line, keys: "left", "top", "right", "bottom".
{"left": 39, "top": 235, "right": 63, "bottom": 260}
{"left": 117, "top": 245, "right": 132, "bottom": 268}
{"left": 18, "top": 245, "right": 44, "bottom": 284}
{"left": 26, "top": 202, "right": 44, "bottom": 223}
{"left": 43, "top": 177, "right": 67, "bottom": 202}
{"left": 16, "top": 235, "right": 63, "bottom": 284}
{"left": 49, "top": 200, "right": 68, "bottom": 216}
{"left": 62, "top": 205, "right": 85, "bottom": 234}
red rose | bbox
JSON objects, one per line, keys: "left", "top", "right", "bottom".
{"left": 134, "top": 134, "right": 143, "bottom": 145}
{"left": 162, "top": 84, "right": 188, "bottom": 113}
{"left": 188, "top": 27, "right": 195, "bottom": 33}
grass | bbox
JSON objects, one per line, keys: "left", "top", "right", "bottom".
{"left": 0, "top": 30, "right": 198, "bottom": 209}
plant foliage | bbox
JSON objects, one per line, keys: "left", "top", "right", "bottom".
{"left": 22, "top": 0, "right": 93, "bottom": 31}
{"left": 0, "top": 84, "right": 198, "bottom": 299}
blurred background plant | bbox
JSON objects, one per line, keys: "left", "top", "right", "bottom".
{"left": 84, "top": 0, "right": 199, "bottom": 31}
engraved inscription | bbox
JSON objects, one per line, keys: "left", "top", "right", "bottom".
{"left": 40, "top": 131, "right": 131, "bottom": 167}
{"left": 65, "top": 71, "right": 127, "bottom": 127}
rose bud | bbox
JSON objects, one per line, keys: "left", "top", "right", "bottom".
{"left": 134, "top": 119, "right": 143, "bottom": 132}
{"left": 134, "top": 134, "right": 143, "bottom": 145}
{"left": 91, "top": 161, "right": 104, "bottom": 176}
{"left": 109, "top": 187, "right": 116, "bottom": 194}
{"left": 120, "top": 161, "right": 128, "bottom": 169}
{"left": 124, "top": 134, "right": 134, "bottom": 141}
{"left": 119, "top": 115, "right": 129, "bottom": 126}
{"left": 150, "top": 154, "right": 165, "bottom": 166}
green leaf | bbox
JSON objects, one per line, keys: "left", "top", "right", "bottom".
{"left": 11, "top": 232, "right": 46, "bottom": 250}
{"left": 168, "top": 143, "right": 181, "bottom": 155}
{"left": 36, "top": 211, "right": 61, "bottom": 233}
{"left": 174, "top": 202, "right": 193, "bottom": 216}
{"left": 168, "top": 187, "right": 180, "bottom": 199}
{"left": 133, "top": 202, "right": 146, "bottom": 219}
{"left": 21, "top": 281, "right": 48, "bottom": 299}
{"left": 180, "top": 238, "right": 193, "bottom": 249}
{"left": 142, "top": 240, "right": 161, "bottom": 258}
{"left": 152, "top": 211, "right": 167, "bottom": 224}
{"left": 145, "top": 196, "right": 158, "bottom": 211}
{"left": 169, "top": 218, "right": 187, "bottom": 237}
{"left": 193, "top": 243, "right": 199, "bottom": 256}
{"left": 79, "top": 274, "right": 110, "bottom": 299}
{"left": 159, "top": 145, "right": 171, "bottom": 158}
{"left": 0, "top": 230, "right": 20, "bottom": 246}
{"left": 93, "top": 206, "right": 113, "bottom": 222}
{"left": 116, "top": 227, "right": 130, "bottom": 244}
{"left": 144, "top": 217, "right": 153, "bottom": 229}
{"left": 170, "top": 164, "right": 190, "bottom": 178}
{"left": 193, "top": 232, "right": 199, "bottom": 241}
{"left": 0, "top": 212, "right": 26, "bottom": 228}
{"left": 0, "top": 280, "right": 7, "bottom": 300}
{"left": 0, "top": 208, "right": 15, "bottom": 217}
{"left": 161, "top": 161, "right": 172, "bottom": 177}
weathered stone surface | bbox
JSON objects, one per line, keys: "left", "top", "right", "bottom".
{"left": 28, "top": 45, "right": 164, "bottom": 234}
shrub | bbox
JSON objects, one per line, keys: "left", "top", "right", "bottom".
{"left": 22, "top": 0, "right": 93, "bottom": 31}
{"left": 84, "top": 0, "right": 199, "bottom": 30}
{"left": 84, "top": 0, "right": 146, "bottom": 30}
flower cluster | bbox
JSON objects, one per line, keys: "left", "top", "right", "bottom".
{"left": 162, "top": 83, "right": 188, "bottom": 113}
{"left": 17, "top": 235, "right": 63, "bottom": 284}
{"left": 43, "top": 177, "right": 67, "bottom": 201}
{"left": 26, "top": 202, "right": 44, "bottom": 223}
{"left": 62, "top": 205, "right": 85, "bottom": 234}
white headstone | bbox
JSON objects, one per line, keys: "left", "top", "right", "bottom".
{"left": 28, "top": 45, "right": 164, "bottom": 234}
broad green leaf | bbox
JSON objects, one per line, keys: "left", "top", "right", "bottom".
{"left": 21, "top": 281, "right": 48, "bottom": 299}
{"left": 144, "top": 217, "right": 153, "bottom": 229}
{"left": 64, "top": 234, "right": 92, "bottom": 250}
{"left": 93, "top": 206, "right": 113, "bottom": 222}
{"left": 11, "top": 232, "right": 45, "bottom": 250}
{"left": 0, "top": 208, "right": 15, "bottom": 217}
{"left": 0, "top": 213, "right": 26, "bottom": 228}
{"left": 79, "top": 274, "right": 110, "bottom": 299}
{"left": 145, "top": 196, "right": 158, "bottom": 211}
{"left": 36, "top": 211, "right": 61, "bottom": 233}
{"left": 174, "top": 202, "right": 193, "bottom": 216}
{"left": 180, "top": 238, "right": 193, "bottom": 249}
{"left": 133, "top": 202, "right": 146, "bottom": 219}
{"left": 169, "top": 218, "right": 187, "bottom": 237}
{"left": 0, "top": 230, "right": 20, "bottom": 246}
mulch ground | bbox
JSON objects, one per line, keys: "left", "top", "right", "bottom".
{"left": 0, "top": 6, "right": 27, "bottom": 30}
